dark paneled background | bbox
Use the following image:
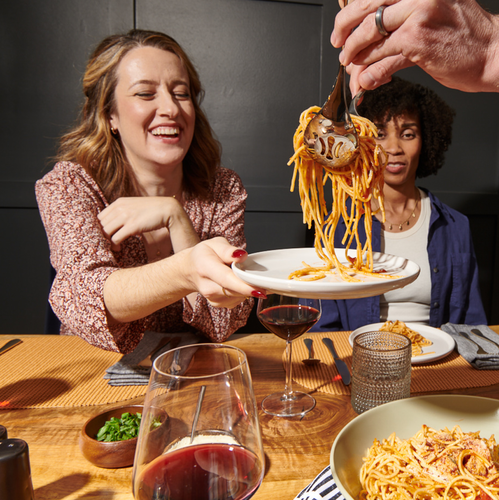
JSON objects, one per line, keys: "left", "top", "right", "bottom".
{"left": 2, "top": 0, "right": 498, "bottom": 334}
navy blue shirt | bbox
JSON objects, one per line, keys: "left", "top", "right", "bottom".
{"left": 313, "top": 189, "right": 487, "bottom": 331}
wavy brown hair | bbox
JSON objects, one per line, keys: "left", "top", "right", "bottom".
{"left": 358, "top": 76, "right": 455, "bottom": 178}
{"left": 55, "top": 29, "right": 221, "bottom": 201}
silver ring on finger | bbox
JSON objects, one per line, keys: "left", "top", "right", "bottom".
{"left": 375, "top": 5, "right": 389, "bottom": 37}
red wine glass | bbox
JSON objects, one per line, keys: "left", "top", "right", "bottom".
{"left": 257, "top": 294, "right": 321, "bottom": 417}
{"left": 132, "top": 344, "right": 264, "bottom": 500}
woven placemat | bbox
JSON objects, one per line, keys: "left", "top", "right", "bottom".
{"left": 288, "top": 331, "right": 499, "bottom": 396}
{"left": 0, "top": 336, "right": 149, "bottom": 409}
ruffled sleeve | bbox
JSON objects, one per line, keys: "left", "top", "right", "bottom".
{"left": 35, "top": 162, "right": 147, "bottom": 353}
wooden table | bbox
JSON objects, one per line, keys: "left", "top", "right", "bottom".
{"left": 2, "top": 329, "right": 499, "bottom": 500}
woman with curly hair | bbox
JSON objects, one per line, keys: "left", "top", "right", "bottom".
{"left": 314, "top": 76, "right": 486, "bottom": 331}
{"left": 35, "top": 29, "right": 266, "bottom": 353}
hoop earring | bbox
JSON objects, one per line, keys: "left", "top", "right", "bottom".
{"left": 111, "top": 127, "right": 117, "bottom": 135}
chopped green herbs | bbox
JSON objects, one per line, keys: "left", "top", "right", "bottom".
{"left": 96, "top": 412, "right": 142, "bottom": 442}
{"left": 95, "top": 412, "right": 164, "bottom": 442}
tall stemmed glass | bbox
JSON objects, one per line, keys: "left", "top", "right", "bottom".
{"left": 132, "top": 344, "right": 264, "bottom": 500}
{"left": 257, "top": 294, "right": 322, "bottom": 417}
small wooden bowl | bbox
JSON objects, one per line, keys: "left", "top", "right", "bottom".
{"left": 79, "top": 404, "right": 169, "bottom": 469}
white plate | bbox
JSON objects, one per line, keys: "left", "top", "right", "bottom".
{"left": 349, "top": 322, "right": 455, "bottom": 364}
{"left": 331, "top": 395, "right": 499, "bottom": 500}
{"left": 232, "top": 248, "right": 420, "bottom": 300}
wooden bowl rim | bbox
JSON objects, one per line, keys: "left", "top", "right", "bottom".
{"left": 81, "top": 404, "right": 145, "bottom": 445}
{"left": 81, "top": 404, "right": 169, "bottom": 443}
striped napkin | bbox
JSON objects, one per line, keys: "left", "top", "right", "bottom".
{"left": 294, "top": 466, "right": 345, "bottom": 500}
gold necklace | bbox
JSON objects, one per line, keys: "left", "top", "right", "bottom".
{"left": 382, "top": 191, "right": 420, "bottom": 231}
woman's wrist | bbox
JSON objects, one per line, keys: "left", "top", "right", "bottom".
{"left": 166, "top": 203, "right": 200, "bottom": 253}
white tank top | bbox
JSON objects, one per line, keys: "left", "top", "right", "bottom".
{"left": 379, "top": 189, "right": 431, "bottom": 324}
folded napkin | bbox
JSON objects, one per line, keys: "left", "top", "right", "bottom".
{"left": 294, "top": 466, "right": 345, "bottom": 500}
{"left": 104, "top": 331, "right": 201, "bottom": 386}
{"left": 441, "top": 323, "right": 499, "bottom": 369}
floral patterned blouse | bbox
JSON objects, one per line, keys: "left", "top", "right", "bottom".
{"left": 35, "top": 161, "right": 253, "bottom": 353}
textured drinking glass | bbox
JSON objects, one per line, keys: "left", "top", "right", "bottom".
{"left": 351, "top": 331, "right": 412, "bottom": 414}
{"left": 132, "top": 344, "right": 265, "bottom": 500}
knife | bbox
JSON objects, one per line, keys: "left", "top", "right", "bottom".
{"left": 322, "top": 338, "right": 351, "bottom": 385}
{"left": 0, "top": 339, "right": 22, "bottom": 356}
{"left": 470, "top": 329, "right": 499, "bottom": 349}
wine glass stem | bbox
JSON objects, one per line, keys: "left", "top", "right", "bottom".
{"left": 283, "top": 340, "right": 294, "bottom": 400}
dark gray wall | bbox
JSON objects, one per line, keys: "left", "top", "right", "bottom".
{"left": 2, "top": 0, "right": 498, "bottom": 334}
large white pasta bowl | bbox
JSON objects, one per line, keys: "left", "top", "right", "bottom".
{"left": 331, "top": 394, "right": 499, "bottom": 500}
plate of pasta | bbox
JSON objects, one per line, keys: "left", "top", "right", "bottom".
{"left": 331, "top": 394, "right": 499, "bottom": 500}
{"left": 349, "top": 321, "right": 455, "bottom": 364}
{"left": 232, "top": 248, "right": 420, "bottom": 300}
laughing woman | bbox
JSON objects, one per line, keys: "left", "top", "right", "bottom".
{"left": 36, "top": 29, "right": 265, "bottom": 353}
{"left": 314, "top": 76, "right": 487, "bottom": 331}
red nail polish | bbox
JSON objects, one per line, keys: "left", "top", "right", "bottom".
{"left": 232, "top": 249, "right": 247, "bottom": 258}
{"left": 251, "top": 291, "right": 267, "bottom": 299}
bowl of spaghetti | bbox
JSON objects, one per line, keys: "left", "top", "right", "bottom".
{"left": 330, "top": 395, "right": 499, "bottom": 500}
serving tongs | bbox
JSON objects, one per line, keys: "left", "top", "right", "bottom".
{"left": 349, "top": 89, "right": 365, "bottom": 117}
{"left": 302, "top": 0, "right": 362, "bottom": 170}
{"left": 303, "top": 64, "right": 359, "bottom": 170}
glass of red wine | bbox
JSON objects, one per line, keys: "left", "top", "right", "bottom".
{"left": 257, "top": 294, "right": 322, "bottom": 417}
{"left": 132, "top": 344, "right": 264, "bottom": 500}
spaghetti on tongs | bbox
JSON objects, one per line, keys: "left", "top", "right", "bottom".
{"left": 288, "top": 106, "right": 388, "bottom": 282}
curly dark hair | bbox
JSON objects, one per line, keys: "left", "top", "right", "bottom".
{"left": 357, "top": 76, "right": 455, "bottom": 178}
